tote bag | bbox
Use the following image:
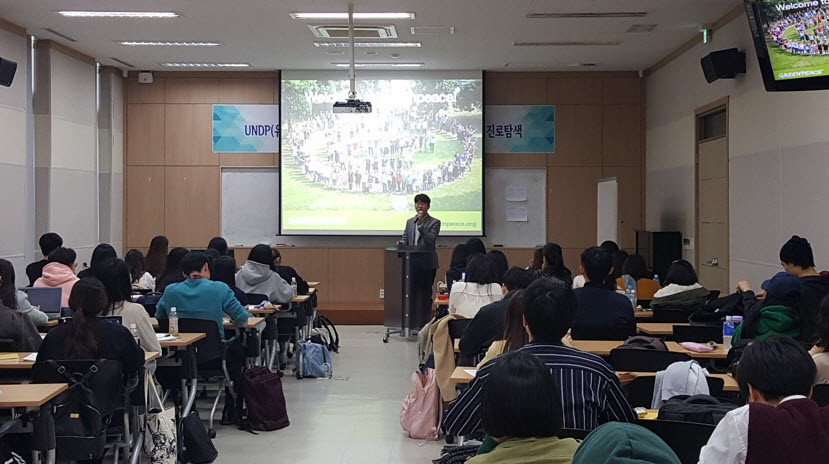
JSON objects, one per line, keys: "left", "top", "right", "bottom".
{"left": 143, "top": 380, "right": 177, "bottom": 464}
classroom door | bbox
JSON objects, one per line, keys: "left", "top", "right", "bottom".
{"left": 696, "top": 102, "right": 729, "bottom": 293}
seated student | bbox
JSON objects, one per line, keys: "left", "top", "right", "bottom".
{"left": 487, "top": 250, "right": 509, "bottom": 285}
{"left": 610, "top": 250, "right": 629, "bottom": 283}
{"left": 448, "top": 254, "right": 503, "bottom": 319}
{"left": 0, "top": 263, "right": 42, "bottom": 351}
{"left": 571, "top": 247, "right": 636, "bottom": 340}
{"left": 467, "top": 350, "right": 580, "bottom": 464}
{"left": 650, "top": 259, "right": 709, "bottom": 312}
{"left": 212, "top": 256, "right": 248, "bottom": 307}
{"left": 811, "top": 296, "right": 829, "bottom": 384}
{"left": 26, "top": 232, "right": 63, "bottom": 286}
{"left": 779, "top": 235, "right": 829, "bottom": 344}
{"left": 96, "top": 259, "right": 162, "bottom": 355}
{"left": 207, "top": 236, "right": 229, "bottom": 256}
{"left": 445, "top": 244, "right": 471, "bottom": 291}
{"left": 465, "top": 237, "right": 487, "bottom": 256}
{"left": 459, "top": 267, "right": 534, "bottom": 358}
{"left": 236, "top": 245, "right": 293, "bottom": 303}
{"left": 271, "top": 247, "right": 308, "bottom": 293}
{"left": 528, "top": 247, "right": 543, "bottom": 272}
{"left": 572, "top": 240, "right": 619, "bottom": 289}
{"left": 38, "top": 279, "right": 143, "bottom": 377}
{"left": 699, "top": 336, "right": 829, "bottom": 464}
{"left": 572, "top": 422, "right": 681, "bottom": 464}
{"left": 144, "top": 235, "right": 169, "bottom": 280}
{"left": 534, "top": 242, "right": 573, "bottom": 289}
{"left": 154, "top": 247, "right": 189, "bottom": 294}
{"left": 77, "top": 243, "right": 117, "bottom": 280}
{"left": 617, "top": 254, "right": 661, "bottom": 301}
{"left": 124, "top": 249, "right": 155, "bottom": 290}
{"left": 733, "top": 273, "right": 802, "bottom": 344}
{"left": 156, "top": 251, "right": 249, "bottom": 339}
{"left": 476, "top": 290, "right": 527, "bottom": 368}
{"left": 0, "top": 259, "right": 49, "bottom": 327}
{"left": 34, "top": 247, "right": 80, "bottom": 308}
{"left": 444, "top": 279, "right": 635, "bottom": 436}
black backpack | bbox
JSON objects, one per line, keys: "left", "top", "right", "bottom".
{"left": 615, "top": 335, "right": 668, "bottom": 351}
{"left": 312, "top": 315, "right": 340, "bottom": 353}
{"left": 241, "top": 367, "right": 290, "bottom": 432}
{"left": 657, "top": 394, "right": 738, "bottom": 425}
{"left": 180, "top": 411, "right": 218, "bottom": 463}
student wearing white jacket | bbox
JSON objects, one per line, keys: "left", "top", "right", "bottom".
{"left": 449, "top": 254, "right": 503, "bottom": 319}
{"left": 235, "top": 245, "right": 294, "bottom": 304}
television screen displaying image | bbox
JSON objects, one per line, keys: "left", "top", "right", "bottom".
{"left": 746, "top": 0, "right": 829, "bottom": 90}
{"left": 280, "top": 72, "right": 483, "bottom": 236}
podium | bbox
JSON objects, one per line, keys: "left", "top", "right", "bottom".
{"left": 383, "top": 244, "right": 434, "bottom": 342}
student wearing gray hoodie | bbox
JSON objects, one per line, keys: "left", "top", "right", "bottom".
{"left": 235, "top": 245, "right": 293, "bottom": 303}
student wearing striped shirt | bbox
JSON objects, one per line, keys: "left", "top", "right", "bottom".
{"left": 443, "top": 278, "right": 636, "bottom": 436}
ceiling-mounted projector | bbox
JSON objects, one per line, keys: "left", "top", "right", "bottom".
{"left": 333, "top": 98, "right": 372, "bottom": 114}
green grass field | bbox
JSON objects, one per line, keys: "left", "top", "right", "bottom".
{"left": 281, "top": 130, "right": 483, "bottom": 213}
{"left": 767, "top": 27, "right": 829, "bottom": 79}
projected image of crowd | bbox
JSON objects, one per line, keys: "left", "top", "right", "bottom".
{"left": 768, "top": 8, "right": 829, "bottom": 55}
{"left": 287, "top": 110, "right": 478, "bottom": 194}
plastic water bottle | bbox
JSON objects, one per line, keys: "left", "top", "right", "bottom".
{"left": 291, "top": 277, "right": 298, "bottom": 297}
{"left": 130, "top": 323, "right": 140, "bottom": 345}
{"left": 461, "top": 272, "right": 466, "bottom": 282}
{"left": 723, "top": 316, "right": 734, "bottom": 353}
{"left": 626, "top": 285, "right": 638, "bottom": 309}
{"left": 653, "top": 274, "right": 660, "bottom": 286}
{"left": 169, "top": 307, "right": 179, "bottom": 336}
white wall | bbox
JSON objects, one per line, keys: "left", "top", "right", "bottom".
{"left": 647, "top": 17, "right": 829, "bottom": 288}
{"left": 0, "top": 29, "right": 29, "bottom": 278}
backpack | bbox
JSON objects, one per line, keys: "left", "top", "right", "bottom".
{"left": 726, "top": 338, "right": 754, "bottom": 374}
{"left": 657, "top": 394, "right": 738, "bottom": 425}
{"left": 400, "top": 368, "right": 442, "bottom": 440}
{"left": 616, "top": 335, "right": 669, "bottom": 351}
{"left": 311, "top": 315, "right": 340, "bottom": 353}
{"left": 241, "top": 367, "right": 290, "bottom": 431}
{"left": 298, "top": 341, "right": 333, "bottom": 379}
{"left": 179, "top": 411, "right": 218, "bottom": 463}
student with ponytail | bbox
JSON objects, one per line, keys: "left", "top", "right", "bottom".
{"left": 37, "top": 279, "right": 143, "bottom": 376}
{"left": 571, "top": 246, "right": 636, "bottom": 340}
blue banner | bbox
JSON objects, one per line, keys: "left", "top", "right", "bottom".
{"left": 484, "top": 105, "right": 555, "bottom": 153}
{"left": 212, "top": 105, "right": 280, "bottom": 153}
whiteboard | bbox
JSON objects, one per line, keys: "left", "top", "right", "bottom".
{"left": 597, "top": 177, "right": 618, "bottom": 245}
{"left": 221, "top": 167, "right": 279, "bottom": 247}
{"left": 484, "top": 168, "right": 546, "bottom": 247}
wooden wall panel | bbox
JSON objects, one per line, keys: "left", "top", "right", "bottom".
{"left": 547, "top": 78, "right": 603, "bottom": 105}
{"left": 602, "top": 166, "right": 642, "bottom": 250}
{"left": 485, "top": 154, "right": 546, "bottom": 168}
{"left": 165, "top": 78, "right": 219, "bottom": 104}
{"left": 327, "top": 249, "right": 384, "bottom": 304}
{"left": 485, "top": 78, "right": 547, "bottom": 104}
{"left": 547, "top": 167, "right": 602, "bottom": 249}
{"left": 219, "top": 78, "right": 275, "bottom": 104}
{"left": 277, "top": 247, "right": 330, "bottom": 304}
{"left": 219, "top": 153, "right": 278, "bottom": 167}
{"left": 563, "top": 248, "right": 583, "bottom": 277}
{"left": 602, "top": 78, "right": 641, "bottom": 105}
{"left": 164, "top": 166, "right": 220, "bottom": 247}
{"left": 126, "top": 78, "right": 165, "bottom": 104}
{"left": 125, "top": 166, "right": 164, "bottom": 248}
{"left": 126, "top": 104, "right": 164, "bottom": 165}
{"left": 550, "top": 105, "right": 602, "bottom": 167}
{"left": 164, "top": 104, "right": 218, "bottom": 166}
{"left": 501, "top": 248, "right": 536, "bottom": 271}
{"left": 602, "top": 105, "right": 642, "bottom": 166}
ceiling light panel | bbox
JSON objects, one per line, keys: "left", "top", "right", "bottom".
{"left": 58, "top": 11, "right": 180, "bottom": 18}
{"left": 120, "top": 41, "right": 221, "bottom": 47}
{"left": 314, "top": 42, "right": 420, "bottom": 48}
{"left": 162, "top": 62, "right": 249, "bottom": 68}
{"left": 291, "top": 12, "right": 414, "bottom": 20}
{"left": 332, "top": 62, "right": 423, "bottom": 68}
{"left": 527, "top": 12, "right": 647, "bottom": 19}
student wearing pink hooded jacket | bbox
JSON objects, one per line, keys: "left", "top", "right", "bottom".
{"left": 34, "top": 247, "right": 79, "bottom": 308}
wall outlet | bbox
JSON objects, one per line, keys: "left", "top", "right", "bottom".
{"left": 379, "top": 289, "right": 384, "bottom": 299}
{"left": 683, "top": 237, "right": 695, "bottom": 251}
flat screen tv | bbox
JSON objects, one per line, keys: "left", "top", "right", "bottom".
{"left": 746, "top": 0, "right": 829, "bottom": 91}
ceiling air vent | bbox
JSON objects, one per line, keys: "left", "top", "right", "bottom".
{"left": 308, "top": 24, "right": 397, "bottom": 39}
{"left": 42, "top": 28, "right": 77, "bottom": 42}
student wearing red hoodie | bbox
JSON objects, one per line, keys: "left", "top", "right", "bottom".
{"left": 699, "top": 336, "right": 829, "bottom": 464}
{"left": 33, "top": 247, "right": 79, "bottom": 308}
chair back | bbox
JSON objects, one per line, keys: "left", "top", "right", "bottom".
{"left": 32, "top": 359, "right": 124, "bottom": 417}
{"left": 626, "top": 375, "right": 726, "bottom": 408}
{"left": 652, "top": 306, "right": 695, "bottom": 323}
{"left": 447, "top": 319, "right": 471, "bottom": 341}
{"left": 246, "top": 293, "right": 270, "bottom": 305}
{"left": 572, "top": 325, "right": 633, "bottom": 341}
{"left": 635, "top": 419, "right": 716, "bottom": 464}
{"left": 813, "top": 384, "right": 829, "bottom": 407}
{"left": 20, "top": 287, "right": 62, "bottom": 318}
{"left": 608, "top": 349, "right": 692, "bottom": 372}
{"left": 157, "top": 317, "right": 223, "bottom": 365}
{"left": 673, "top": 324, "right": 723, "bottom": 344}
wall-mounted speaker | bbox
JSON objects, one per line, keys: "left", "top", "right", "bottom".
{"left": 701, "top": 48, "right": 746, "bottom": 84}
{"left": 0, "top": 57, "right": 17, "bottom": 87}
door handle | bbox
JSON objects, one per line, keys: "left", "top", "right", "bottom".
{"left": 707, "top": 258, "right": 719, "bottom": 267}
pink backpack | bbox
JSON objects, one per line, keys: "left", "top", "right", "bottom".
{"left": 400, "top": 368, "right": 442, "bottom": 440}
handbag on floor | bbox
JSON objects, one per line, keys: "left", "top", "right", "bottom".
{"left": 179, "top": 411, "right": 218, "bottom": 464}
{"left": 299, "top": 340, "right": 333, "bottom": 378}
{"left": 143, "top": 380, "right": 177, "bottom": 464}
{"left": 242, "top": 367, "right": 290, "bottom": 431}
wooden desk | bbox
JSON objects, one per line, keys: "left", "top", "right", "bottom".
{"left": 571, "top": 340, "right": 728, "bottom": 360}
{"left": 454, "top": 338, "right": 460, "bottom": 353}
{"left": 225, "top": 316, "right": 265, "bottom": 329}
{"left": 248, "top": 307, "right": 276, "bottom": 315}
{"left": 450, "top": 367, "right": 476, "bottom": 384}
{"left": 619, "top": 371, "right": 739, "bottom": 392}
{"left": 0, "top": 353, "right": 35, "bottom": 369}
{"left": 158, "top": 333, "right": 206, "bottom": 348}
{"left": 307, "top": 281, "right": 320, "bottom": 288}
{"left": 145, "top": 351, "right": 161, "bottom": 363}
{"left": 0, "top": 383, "right": 67, "bottom": 408}
{"left": 308, "top": 288, "right": 317, "bottom": 295}
{"left": 637, "top": 323, "right": 691, "bottom": 336}
{"left": 291, "top": 294, "right": 311, "bottom": 304}
{"left": 634, "top": 310, "right": 653, "bottom": 319}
